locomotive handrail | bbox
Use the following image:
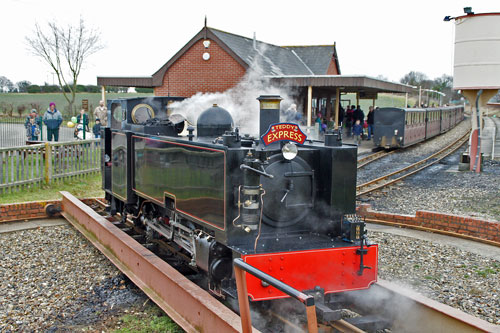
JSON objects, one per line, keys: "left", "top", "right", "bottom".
{"left": 233, "top": 258, "right": 318, "bottom": 333}
{"left": 240, "top": 164, "right": 274, "bottom": 178}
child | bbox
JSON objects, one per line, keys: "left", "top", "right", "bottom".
{"left": 353, "top": 119, "right": 363, "bottom": 145}
{"left": 26, "top": 117, "right": 41, "bottom": 141}
{"left": 93, "top": 118, "right": 101, "bottom": 139}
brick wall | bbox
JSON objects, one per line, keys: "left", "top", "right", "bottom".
{"left": 326, "top": 57, "right": 339, "bottom": 75}
{"left": 154, "top": 39, "right": 247, "bottom": 97}
{"left": 0, "top": 198, "right": 98, "bottom": 223}
{"left": 357, "top": 204, "right": 500, "bottom": 243}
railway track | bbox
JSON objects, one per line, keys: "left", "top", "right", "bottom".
{"left": 56, "top": 192, "right": 498, "bottom": 332}
{"left": 357, "top": 150, "right": 396, "bottom": 169}
{"left": 356, "top": 130, "right": 470, "bottom": 197}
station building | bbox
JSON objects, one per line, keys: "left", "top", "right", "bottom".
{"left": 98, "top": 25, "right": 413, "bottom": 127}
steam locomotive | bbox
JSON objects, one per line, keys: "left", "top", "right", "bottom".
{"left": 101, "top": 95, "right": 377, "bottom": 303}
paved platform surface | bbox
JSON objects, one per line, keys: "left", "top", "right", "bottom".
{"left": 343, "top": 136, "right": 375, "bottom": 156}
{"left": 481, "top": 116, "right": 500, "bottom": 160}
{"left": 368, "top": 222, "right": 500, "bottom": 261}
{"left": 0, "top": 218, "right": 67, "bottom": 233}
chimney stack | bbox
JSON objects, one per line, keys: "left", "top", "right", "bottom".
{"left": 257, "top": 95, "right": 282, "bottom": 138}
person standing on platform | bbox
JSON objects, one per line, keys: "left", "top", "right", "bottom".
{"left": 76, "top": 109, "right": 90, "bottom": 140}
{"left": 338, "top": 104, "right": 345, "bottom": 128}
{"left": 43, "top": 102, "right": 63, "bottom": 142}
{"left": 367, "top": 106, "right": 375, "bottom": 140}
{"left": 353, "top": 120, "right": 363, "bottom": 145}
{"left": 345, "top": 106, "right": 354, "bottom": 137}
{"left": 354, "top": 105, "right": 365, "bottom": 124}
{"left": 93, "top": 118, "right": 102, "bottom": 139}
{"left": 94, "top": 100, "right": 108, "bottom": 126}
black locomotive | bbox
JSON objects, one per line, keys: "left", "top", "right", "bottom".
{"left": 101, "top": 95, "right": 377, "bottom": 302}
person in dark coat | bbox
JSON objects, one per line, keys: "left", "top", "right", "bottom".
{"left": 338, "top": 105, "right": 345, "bottom": 126}
{"left": 26, "top": 117, "right": 41, "bottom": 141}
{"left": 43, "top": 102, "right": 63, "bottom": 141}
{"left": 354, "top": 105, "right": 365, "bottom": 123}
{"left": 352, "top": 120, "right": 363, "bottom": 145}
{"left": 345, "top": 106, "right": 354, "bottom": 137}
{"left": 93, "top": 118, "right": 101, "bottom": 139}
{"left": 367, "top": 106, "right": 375, "bottom": 140}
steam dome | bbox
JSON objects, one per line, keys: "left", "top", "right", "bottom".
{"left": 197, "top": 104, "right": 234, "bottom": 137}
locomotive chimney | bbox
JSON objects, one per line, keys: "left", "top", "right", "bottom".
{"left": 257, "top": 95, "right": 282, "bottom": 138}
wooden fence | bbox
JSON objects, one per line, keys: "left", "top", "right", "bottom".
{"left": 0, "top": 139, "right": 100, "bottom": 193}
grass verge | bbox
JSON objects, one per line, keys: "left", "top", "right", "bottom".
{"left": 111, "top": 304, "right": 183, "bottom": 333}
{"left": 0, "top": 172, "right": 103, "bottom": 204}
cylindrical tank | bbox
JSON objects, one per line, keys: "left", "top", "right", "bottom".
{"left": 453, "top": 12, "right": 500, "bottom": 90}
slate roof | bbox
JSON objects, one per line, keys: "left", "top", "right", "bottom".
{"left": 98, "top": 26, "right": 340, "bottom": 87}
{"left": 210, "top": 28, "right": 337, "bottom": 76}
{"left": 285, "top": 45, "right": 337, "bottom": 75}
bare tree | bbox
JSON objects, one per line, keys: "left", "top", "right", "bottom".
{"left": 26, "top": 18, "right": 104, "bottom": 114}
{"left": 0, "top": 76, "right": 14, "bottom": 92}
{"left": 400, "top": 71, "right": 428, "bottom": 87}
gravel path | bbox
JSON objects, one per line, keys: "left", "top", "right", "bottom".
{"left": 0, "top": 225, "right": 147, "bottom": 332}
{"left": 370, "top": 230, "right": 500, "bottom": 324}
{"left": 359, "top": 118, "right": 500, "bottom": 222}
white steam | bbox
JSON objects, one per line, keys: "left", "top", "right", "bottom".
{"left": 169, "top": 47, "right": 297, "bottom": 137}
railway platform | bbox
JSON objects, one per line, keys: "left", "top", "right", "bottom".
{"left": 342, "top": 135, "right": 375, "bottom": 156}
{"left": 481, "top": 116, "right": 500, "bottom": 160}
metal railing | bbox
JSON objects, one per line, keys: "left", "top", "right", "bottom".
{"left": 233, "top": 258, "right": 318, "bottom": 333}
{"left": 0, "top": 139, "right": 100, "bottom": 193}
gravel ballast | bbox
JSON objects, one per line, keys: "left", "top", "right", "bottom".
{"left": 370, "top": 230, "right": 500, "bottom": 324}
{"left": 0, "top": 225, "right": 147, "bottom": 332}
{"left": 359, "top": 119, "right": 500, "bottom": 222}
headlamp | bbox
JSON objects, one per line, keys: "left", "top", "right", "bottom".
{"left": 282, "top": 142, "right": 298, "bottom": 160}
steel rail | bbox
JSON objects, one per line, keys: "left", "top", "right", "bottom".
{"left": 357, "top": 150, "right": 395, "bottom": 169}
{"left": 60, "top": 191, "right": 253, "bottom": 333}
{"left": 363, "top": 280, "right": 500, "bottom": 333}
{"left": 357, "top": 130, "right": 470, "bottom": 196}
{"left": 329, "top": 319, "right": 366, "bottom": 333}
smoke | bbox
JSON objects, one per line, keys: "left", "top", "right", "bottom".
{"left": 169, "top": 46, "right": 297, "bottom": 137}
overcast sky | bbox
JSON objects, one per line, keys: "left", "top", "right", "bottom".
{"left": 1, "top": 0, "right": 497, "bottom": 86}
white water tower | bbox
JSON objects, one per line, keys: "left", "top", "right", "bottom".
{"left": 448, "top": 8, "right": 500, "bottom": 172}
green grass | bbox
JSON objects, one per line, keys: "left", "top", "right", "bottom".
{"left": 0, "top": 172, "right": 103, "bottom": 204}
{"left": 0, "top": 92, "right": 153, "bottom": 117}
{"left": 112, "top": 305, "right": 182, "bottom": 333}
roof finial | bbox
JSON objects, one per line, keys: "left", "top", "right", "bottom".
{"left": 204, "top": 15, "right": 207, "bottom": 39}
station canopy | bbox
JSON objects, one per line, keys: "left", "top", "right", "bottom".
{"left": 265, "top": 74, "right": 415, "bottom": 95}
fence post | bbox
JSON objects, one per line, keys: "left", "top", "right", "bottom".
{"left": 44, "top": 142, "right": 51, "bottom": 184}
